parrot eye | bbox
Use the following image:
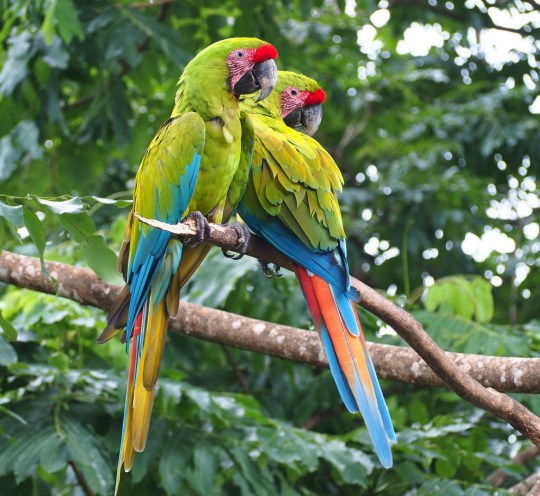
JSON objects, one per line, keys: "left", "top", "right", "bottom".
{"left": 236, "top": 51, "right": 245, "bottom": 58}
{"left": 290, "top": 89, "right": 298, "bottom": 96}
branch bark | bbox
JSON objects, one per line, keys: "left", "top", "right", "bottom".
{"left": 1, "top": 247, "right": 540, "bottom": 447}
{"left": 136, "top": 215, "right": 540, "bottom": 447}
{"left": 509, "top": 472, "right": 540, "bottom": 495}
{"left": 487, "top": 445, "right": 540, "bottom": 487}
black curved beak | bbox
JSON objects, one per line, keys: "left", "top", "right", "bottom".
{"left": 233, "top": 59, "right": 278, "bottom": 101}
{"left": 283, "top": 104, "right": 323, "bottom": 136}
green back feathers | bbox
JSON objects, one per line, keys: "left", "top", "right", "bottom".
{"left": 242, "top": 71, "right": 346, "bottom": 251}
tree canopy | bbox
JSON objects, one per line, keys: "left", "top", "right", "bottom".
{"left": 0, "top": 1, "right": 539, "bottom": 495}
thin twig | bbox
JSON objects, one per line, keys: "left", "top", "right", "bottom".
{"left": 221, "top": 345, "right": 251, "bottom": 394}
{"left": 69, "top": 461, "right": 95, "bottom": 496}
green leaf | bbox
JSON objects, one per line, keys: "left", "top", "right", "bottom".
{"left": 48, "top": 351, "right": 69, "bottom": 371}
{"left": 0, "top": 335, "right": 17, "bottom": 365}
{"left": 41, "top": 2, "right": 57, "bottom": 45}
{"left": 187, "top": 441, "right": 218, "bottom": 495}
{"left": 435, "top": 450, "right": 460, "bottom": 479}
{"left": 38, "top": 197, "right": 85, "bottom": 215}
{"left": 395, "top": 460, "right": 426, "bottom": 484}
{"left": 0, "top": 200, "right": 23, "bottom": 228}
{"left": 0, "top": 310, "right": 18, "bottom": 342}
{"left": 0, "top": 121, "right": 43, "bottom": 182}
{"left": 159, "top": 437, "right": 191, "bottom": 494}
{"left": 39, "top": 435, "right": 66, "bottom": 473}
{"left": 42, "top": 0, "right": 84, "bottom": 45}
{"left": 56, "top": 0, "right": 84, "bottom": 43}
{"left": 22, "top": 205, "right": 47, "bottom": 270}
{"left": 229, "top": 446, "right": 263, "bottom": 494}
{"left": 58, "top": 213, "right": 97, "bottom": 242}
{"left": 409, "top": 396, "right": 430, "bottom": 424}
{"left": 63, "top": 415, "right": 113, "bottom": 495}
{"left": 471, "top": 277, "right": 494, "bottom": 323}
{"left": 448, "top": 280, "right": 475, "bottom": 320}
{"left": 0, "top": 31, "right": 34, "bottom": 95}
{"left": 42, "top": 37, "right": 69, "bottom": 69}
{"left": 12, "top": 427, "right": 58, "bottom": 483}
{"left": 0, "top": 406, "right": 27, "bottom": 426}
{"left": 425, "top": 284, "right": 444, "bottom": 312}
{"left": 185, "top": 249, "right": 258, "bottom": 308}
{"left": 81, "top": 235, "right": 123, "bottom": 284}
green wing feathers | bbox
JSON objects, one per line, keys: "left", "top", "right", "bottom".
{"left": 128, "top": 113, "right": 205, "bottom": 269}
{"left": 248, "top": 116, "right": 345, "bottom": 251}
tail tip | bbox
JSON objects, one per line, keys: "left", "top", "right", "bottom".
{"left": 379, "top": 450, "right": 393, "bottom": 469}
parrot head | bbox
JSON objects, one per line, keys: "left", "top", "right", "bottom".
{"left": 279, "top": 72, "right": 326, "bottom": 136}
{"left": 227, "top": 42, "right": 279, "bottom": 101}
{"left": 182, "top": 37, "right": 278, "bottom": 102}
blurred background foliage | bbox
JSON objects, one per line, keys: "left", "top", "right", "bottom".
{"left": 0, "top": 0, "right": 539, "bottom": 494}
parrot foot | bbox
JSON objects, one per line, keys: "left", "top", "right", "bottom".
{"left": 183, "top": 211, "right": 211, "bottom": 247}
{"left": 222, "top": 222, "right": 251, "bottom": 260}
{"left": 259, "top": 260, "right": 282, "bottom": 278}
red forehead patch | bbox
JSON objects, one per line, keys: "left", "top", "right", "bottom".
{"left": 254, "top": 44, "right": 278, "bottom": 63}
{"left": 305, "top": 88, "right": 326, "bottom": 105}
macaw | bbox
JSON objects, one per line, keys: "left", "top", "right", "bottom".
{"left": 97, "top": 38, "right": 278, "bottom": 493}
{"left": 237, "top": 71, "right": 395, "bottom": 467}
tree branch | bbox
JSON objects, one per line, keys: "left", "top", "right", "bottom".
{"left": 68, "top": 461, "right": 95, "bottom": 496}
{"left": 509, "top": 472, "right": 540, "bottom": 495}
{"left": 1, "top": 248, "right": 540, "bottom": 447}
{"left": 487, "top": 445, "right": 540, "bottom": 487}
{"left": 135, "top": 215, "right": 540, "bottom": 447}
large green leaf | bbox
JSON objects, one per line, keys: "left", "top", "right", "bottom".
{"left": 0, "top": 310, "right": 18, "bottom": 342}
{"left": 0, "top": 335, "right": 17, "bottom": 365}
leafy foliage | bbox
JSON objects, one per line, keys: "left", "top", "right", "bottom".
{"left": 0, "top": 0, "right": 539, "bottom": 495}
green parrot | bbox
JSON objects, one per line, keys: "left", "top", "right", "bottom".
{"left": 237, "top": 71, "right": 396, "bottom": 467}
{"left": 97, "top": 38, "right": 278, "bottom": 493}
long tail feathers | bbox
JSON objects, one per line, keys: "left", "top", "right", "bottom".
{"left": 114, "top": 297, "right": 168, "bottom": 494}
{"left": 294, "top": 265, "right": 394, "bottom": 468}
{"left": 350, "top": 301, "right": 396, "bottom": 443}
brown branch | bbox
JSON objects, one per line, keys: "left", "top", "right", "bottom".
{"left": 1, "top": 249, "right": 540, "bottom": 446}
{"left": 133, "top": 215, "right": 540, "bottom": 447}
{"left": 488, "top": 445, "right": 540, "bottom": 486}
{"left": 68, "top": 461, "right": 95, "bottom": 496}
{"left": 509, "top": 472, "right": 540, "bottom": 495}
{"left": 2, "top": 249, "right": 539, "bottom": 396}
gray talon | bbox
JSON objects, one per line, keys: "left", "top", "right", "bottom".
{"left": 222, "top": 221, "right": 251, "bottom": 260}
{"left": 184, "top": 211, "right": 210, "bottom": 247}
{"left": 258, "top": 260, "right": 282, "bottom": 278}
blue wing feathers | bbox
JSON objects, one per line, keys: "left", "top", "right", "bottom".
{"left": 239, "top": 206, "right": 359, "bottom": 300}
{"left": 126, "top": 151, "right": 201, "bottom": 344}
